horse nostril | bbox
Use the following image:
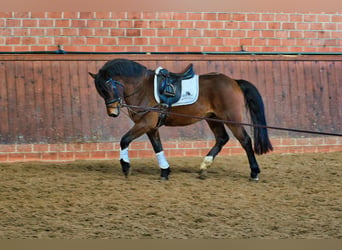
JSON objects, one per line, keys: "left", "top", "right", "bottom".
{"left": 108, "top": 113, "right": 118, "bottom": 117}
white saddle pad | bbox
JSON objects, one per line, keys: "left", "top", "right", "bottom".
{"left": 154, "top": 67, "right": 199, "bottom": 107}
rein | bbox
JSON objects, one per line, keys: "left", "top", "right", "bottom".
{"left": 121, "top": 104, "right": 342, "bottom": 137}
{"left": 102, "top": 76, "right": 341, "bottom": 137}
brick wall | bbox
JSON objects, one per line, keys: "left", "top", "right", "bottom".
{"left": 0, "top": 11, "right": 341, "bottom": 53}
{"left": 0, "top": 137, "right": 341, "bottom": 162}
{"left": 1, "top": 11, "right": 341, "bottom": 162}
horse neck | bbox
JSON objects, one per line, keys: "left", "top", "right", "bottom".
{"left": 123, "top": 73, "right": 154, "bottom": 106}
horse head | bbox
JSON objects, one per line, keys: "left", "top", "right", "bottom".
{"left": 88, "top": 72, "right": 123, "bottom": 117}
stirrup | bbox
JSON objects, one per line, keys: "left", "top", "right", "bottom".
{"left": 163, "top": 83, "right": 176, "bottom": 97}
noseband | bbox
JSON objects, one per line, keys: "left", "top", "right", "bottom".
{"left": 104, "top": 78, "right": 124, "bottom": 106}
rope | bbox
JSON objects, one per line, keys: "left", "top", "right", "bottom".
{"left": 122, "top": 104, "right": 342, "bottom": 137}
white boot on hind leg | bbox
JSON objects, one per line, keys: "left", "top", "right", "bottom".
{"left": 199, "top": 156, "right": 213, "bottom": 179}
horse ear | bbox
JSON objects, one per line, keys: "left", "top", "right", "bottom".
{"left": 88, "top": 72, "right": 97, "bottom": 79}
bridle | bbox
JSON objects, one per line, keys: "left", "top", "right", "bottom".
{"left": 103, "top": 77, "right": 146, "bottom": 107}
{"left": 104, "top": 78, "right": 124, "bottom": 106}
{"left": 102, "top": 72, "right": 151, "bottom": 117}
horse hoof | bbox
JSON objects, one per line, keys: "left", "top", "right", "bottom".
{"left": 120, "top": 159, "right": 131, "bottom": 177}
{"left": 249, "top": 178, "right": 259, "bottom": 182}
{"left": 160, "top": 168, "right": 171, "bottom": 181}
{"left": 123, "top": 167, "right": 131, "bottom": 177}
{"left": 249, "top": 175, "right": 259, "bottom": 182}
{"left": 198, "top": 170, "right": 207, "bottom": 180}
{"left": 249, "top": 172, "right": 259, "bottom": 182}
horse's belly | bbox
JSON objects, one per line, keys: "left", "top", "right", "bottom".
{"left": 164, "top": 117, "right": 200, "bottom": 126}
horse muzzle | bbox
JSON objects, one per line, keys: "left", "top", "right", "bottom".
{"left": 106, "top": 98, "right": 122, "bottom": 117}
{"left": 107, "top": 105, "right": 121, "bottom": 117}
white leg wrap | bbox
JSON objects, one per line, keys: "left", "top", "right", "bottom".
{"left": 200, "top": 156, "right": 214, "bottom": 170}
{"left": 156, "top": 151, "right": 169, "bottom": 169}
{"left": 120, "top": 147, "right": 130, "bottom": 163}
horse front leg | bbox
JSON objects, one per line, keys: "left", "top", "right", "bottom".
{"left": 146, "top": 129, "right": 171, "bottom": 181}
{"left": 119, "top": 125, "right": 151, "bottom": 178}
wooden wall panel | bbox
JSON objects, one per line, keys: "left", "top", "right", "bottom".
{"left": 0, "top": 54, "right": 340, "bottom": 144}
{"left": 4, "top": 61, "right": 16, "bottom": 143}
{"left": 32, "top": 61, "right": 44, "bottom": 142}
{"left": 0, "top": 61, "right": 9, "bottom": 142}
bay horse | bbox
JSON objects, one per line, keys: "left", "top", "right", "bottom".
{"left": 89, "top": 58, "right": 273, "bottom": 181}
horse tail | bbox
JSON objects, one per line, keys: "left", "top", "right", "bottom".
{"left": 236, "top": 79, "right": 273, "bottom": 155}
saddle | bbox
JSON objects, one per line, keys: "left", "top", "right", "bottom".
{"left": 156, "top": 64, "right": 195, "bottom": 106}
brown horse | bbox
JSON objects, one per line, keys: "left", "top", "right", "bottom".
{"left": 89, "top": 58, "right": 273, "bottom": 181}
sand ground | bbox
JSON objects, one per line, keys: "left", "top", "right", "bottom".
{"left": 0, "top": 152, "right": 341, "bottom": 239}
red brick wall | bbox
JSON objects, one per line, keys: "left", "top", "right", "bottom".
{"left": 0, "top": 137, "right": 341, "bottom": 162}
{"left": 0, "top": 11, "right": 341, "bottom": 53}
{"left": 1, "top": 11, "right": 341, "bottom": 162}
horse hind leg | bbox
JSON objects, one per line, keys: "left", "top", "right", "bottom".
{"left": 199, "top": 120, "right": 229, "bottom": 179}
{"left": 228, "top": 125, "right": 260, "bottom": 181}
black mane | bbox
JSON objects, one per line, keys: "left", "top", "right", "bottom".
{"left": 97, "top": 58, "right": 148, "bottom": 80}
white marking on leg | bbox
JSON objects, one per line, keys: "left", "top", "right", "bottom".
{"left": 250, "top": 176, "right": 259, "bottom": 182}
{"left": 120, "top": 147, "right": 130, "bottom": 163}
{"left": 200, "top": 156, "right": 213, "bottom": 170}
{"left": 156, "top": 151, "right": 169, "bottom": 169}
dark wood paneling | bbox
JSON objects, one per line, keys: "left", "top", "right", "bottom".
{"left": 0, "top": 61, "right": 9, "bottom": 142}
{"left": 32, "top": 61, "right": 43, "bottom": 142}
{"left": 0, "top": 54, "right": 341, "bottom": 144}
{"left": 5, "top": 61, "right": 17, "bottom": 143}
